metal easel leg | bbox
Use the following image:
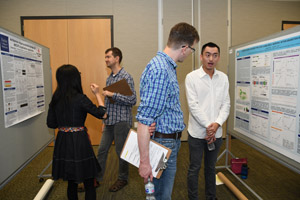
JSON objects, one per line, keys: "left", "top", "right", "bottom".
{"left": 216, "top": 132, "right": 263, "bottom": 200}
{"left": 37, "top": 139, "right": 54, "bottom": 182}
{"left": 216, "top": 133, "right": 235, "bottom": 169}
{"left": 38, "top": 160, "right": 52, "bottom": 182}
{"left": 225, "top": 166, "right": 263, "bottom": 200}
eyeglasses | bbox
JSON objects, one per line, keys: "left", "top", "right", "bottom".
{"left": 188, "top": 46, "right": 196, "bottom": 53}
{"left": 182, "top": 45, "right": 196, "bottom": 53}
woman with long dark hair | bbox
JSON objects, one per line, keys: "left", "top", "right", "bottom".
{"left": 47, "top": 64, "right": 107, "bottom": 200}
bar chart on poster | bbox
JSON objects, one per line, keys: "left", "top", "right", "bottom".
{"left": 228, "top": 25, "right": 300, "bottom": 173}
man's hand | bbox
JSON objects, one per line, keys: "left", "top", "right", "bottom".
{"left": 148, "top": 122, "right": 156, "bottom": 136}
{"left": 205, "top": 122, "right": 219, "bottom": 143}
{"left": 206, "top": 136, "right": 216, "bottom": 144}
{"left": 137, "top": 122, "right": 153, "bottom": 183}
{"left": 102, "top": 90, "right": 114, "bottom": 97}
{"left": 139, "top": 161, "right": 154, "bottom": 183}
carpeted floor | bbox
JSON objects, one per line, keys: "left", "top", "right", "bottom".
{"left": 0, "top": 139, "right": 299, "bottom": 200}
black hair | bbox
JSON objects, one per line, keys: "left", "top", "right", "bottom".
{"left": 201, "top": 42, "right": 220, "bottom": 55}
{"left": 50, "top": 64, "right": 83, "bottom": 108}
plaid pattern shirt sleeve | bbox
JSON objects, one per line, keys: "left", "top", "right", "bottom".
{"left": 136, "top": 52, "right": 185, "bottom": 133}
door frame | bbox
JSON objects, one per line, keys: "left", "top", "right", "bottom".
{"left": 20, "top": 15, "right": 114, "bottom": 47}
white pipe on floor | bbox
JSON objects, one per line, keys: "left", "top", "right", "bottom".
{"left": 33, "top": 179, "right": 54, "bottom": 200}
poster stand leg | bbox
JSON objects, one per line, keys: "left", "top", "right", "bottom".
{"left": 37, "top": 139, "right": 54, "bottom": 183}
{"left": 38, "top": 160, "right": 52, "bottom": 182}
{"left": 216, "top": 133, "right": 263, "bottom": 200}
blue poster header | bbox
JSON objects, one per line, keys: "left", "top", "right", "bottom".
{"left": 237, "top": 34, "right": 300, "bottom": 58}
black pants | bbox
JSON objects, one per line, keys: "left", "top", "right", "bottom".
{"left": 187, "top": 135, "right": 223, "bottom": 200}
{"left": 67, "top": 178, "right": 95, "bottom": 200}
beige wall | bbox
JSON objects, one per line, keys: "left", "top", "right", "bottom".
{"left": 1, "top": 0, "right": 300, "bottom": 140}
{"left": 232, "top": 0, "right": 300, "bottom": 46}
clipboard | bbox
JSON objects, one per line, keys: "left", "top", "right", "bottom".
{"left": 103, "top": 79, "right": 133, "bottom": 103}
{"left": 120, "top": 129, "right": 172, "bottom": 179}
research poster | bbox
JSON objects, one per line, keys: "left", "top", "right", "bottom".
{"left": 0, "top": 32, "right": 45, "bottom": 128}
{"left": 234, "top": 31, "right": 300, "bottom": 163}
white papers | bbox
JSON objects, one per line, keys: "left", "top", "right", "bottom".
{"left": 216, "top": 174, "right": 224, "bottom": 185}
{"left": 120, "top": 129, "right": 171, "bottom": 178}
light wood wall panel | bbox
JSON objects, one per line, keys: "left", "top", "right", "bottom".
{"left": 24, "top": 19, "right": 69, "bottom": 91}
{"left": 68, "top": 19, "right": 111, "bottom": 144}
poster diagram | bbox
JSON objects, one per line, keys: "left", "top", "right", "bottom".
{"left": 252, "top": 74, "right": 269, "bottom": 98}
{"left": 270, "top": 110, "right": 296, "bottom": 150}
{"left": 0, "top": 32, "right": 45, "bottom": 128}
{"left": 272, "top": 55, "right": 299, "bottom": 89}
{"left": 250, "top": 114, "right": 268, "bottom": 138}
{"left": 251, "top": 54, "right": 271, "bottom": 68}
{"left": 237, "top": 86, "right": 249, "bottom": 101}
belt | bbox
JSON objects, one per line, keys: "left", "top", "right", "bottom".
{"left": 58, "top": 127, "right": 85, "bottom": 132}
{"left": 154, "top": 131, "right": 182, "bottom": 139}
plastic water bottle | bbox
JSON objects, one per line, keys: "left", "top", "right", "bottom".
{"left": 241, "top": 164, "right": 248, "bottom": 179}
{"left": 145, "top": 178, "right": 156, "bottom": 200}
{"left": 207, "top": 140, "right": 215, "bottom": 151}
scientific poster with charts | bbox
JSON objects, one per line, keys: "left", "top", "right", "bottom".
{"left": 234, "top": 31, "right": 300, "bottom": 163}
{"left": 0, "top": 32, "right": 45, "bottom": 128}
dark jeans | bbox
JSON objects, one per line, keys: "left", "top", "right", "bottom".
{"left": 187, "top": 134, "right": 222, "bottom": 200}
{"left": 152, "top": 137, "right": 181, "bottom": 200}
{"left": 96, "top": 121, "right": 130, "bottom": 182}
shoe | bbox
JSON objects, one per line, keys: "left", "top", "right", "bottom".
{"left": 109, "top": 179, "right": 128, "bottom": 192}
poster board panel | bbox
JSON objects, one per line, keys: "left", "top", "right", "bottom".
{"left": 0, "top": 27, "right": 54, "bottom": 188}
{"left": 228, "top": 25, "right": 300, "bottom": 174}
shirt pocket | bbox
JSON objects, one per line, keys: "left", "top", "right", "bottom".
{"left": 216, "top": 86, "right": 224, "bottom": 102}
{"left": 168, "top": 79, "right": 179, "bottom": 99}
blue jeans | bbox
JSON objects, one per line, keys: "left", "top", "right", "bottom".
{"left": 152, "top": 137, "right": 181, "bottom": 200}
{"left": 187, "top": 134, "right": 222, "bottom": 200}
{"left": 96, "top": 122, "right": 130, "bottom": 182}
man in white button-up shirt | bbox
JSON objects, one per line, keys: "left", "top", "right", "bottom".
{"left": 185, "top": 42, "right": 230, "bottom": 200}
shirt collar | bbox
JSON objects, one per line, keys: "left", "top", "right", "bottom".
{"left": 157, "top": 51, "right": 178, "bottom": 69}
{"left": 111, "top": 67, "right": 124, "bottom": 77}
{"left": 199, "top": 65, "right": 219, "bottom": 78}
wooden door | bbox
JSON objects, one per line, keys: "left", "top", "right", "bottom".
{"left": 23, "top": 17, "right": 112, "bottom": 145}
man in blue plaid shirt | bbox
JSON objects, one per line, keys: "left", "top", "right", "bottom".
{"left": 96, "top": 47, "right": 136, "bottom": 192}
{"left": 136, "top": 23, "right": 199, "bottom": 200}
